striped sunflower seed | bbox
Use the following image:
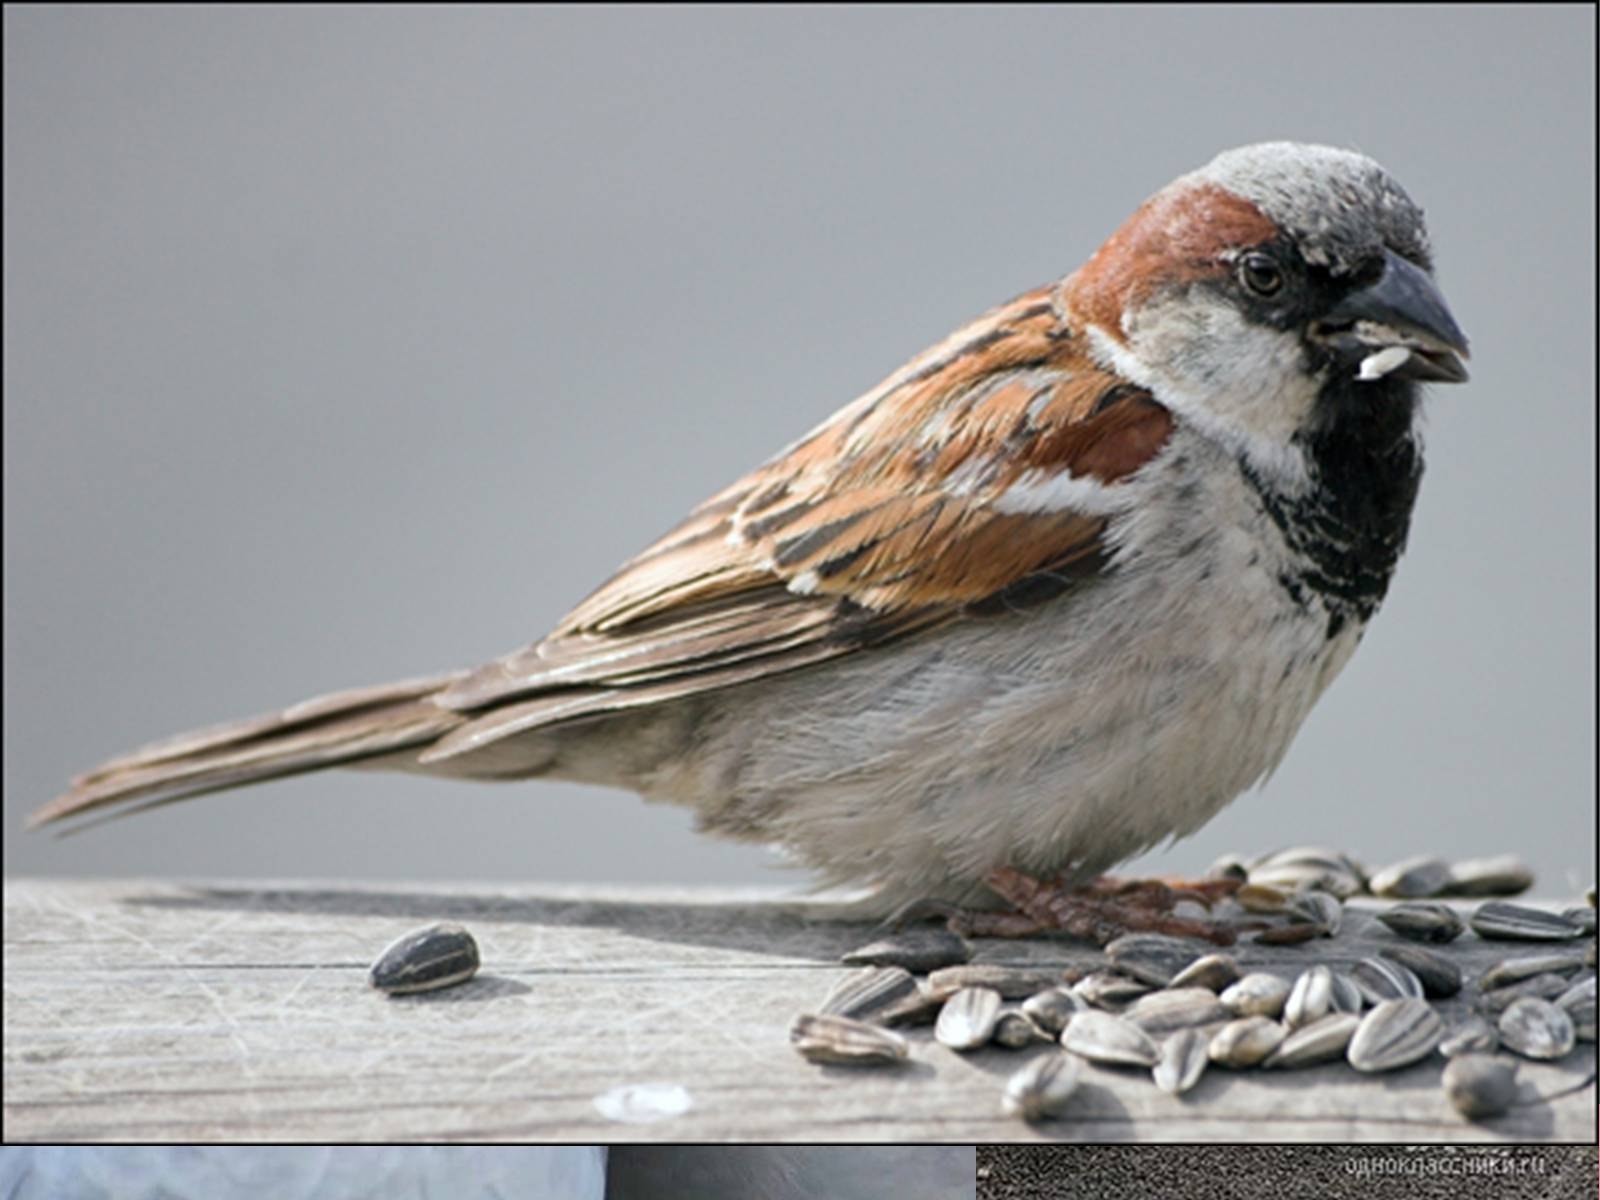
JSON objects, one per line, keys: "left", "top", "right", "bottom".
{"left": 369, "top": 922, "right": 480, "bottom": 995}
{"left": 1060, "top": 1010, "right": 1159, "bottom": 1067}
{"left": 1369, "top": 855, "right": 1451, "bottom": 899}
{"left": 1002, "top": 1051, "right": 1082, "bottom": 1120}
{"left": 1169, "top": 953, "right": 1242, "bottom": 992}
{"left": 1072, "top": 970, "right": 1152, "bottom": 1010}
{"left": 1555, "top": 978, "right": 1596, "bottom": 1043}
{"left": 1021, "top": 987, "right": 1087, "bottom": 1034}
{"left": 1497, "top": 997, "right": 1576, "bottom": 1060}
{"left": 1480, "top": 973, "right": 1573, "bottom": 1014}
{"left": 1444, "top": 855, "right": 1534, "bottom": 897}
{"left": 876, "top": 986, "right": 944, "bottom": 1027}
{"left": 841, "top": 928, "right": 972, "bottom": 973}
{"left": 1221, "top": 972, "right": 1290, "bottom": 1018}
{"left": 1329, "top": 970, "right": 1365, "bottom": 1014}
{"left": 1284, "top": 965, "right": 1333, "bottom": 1029}
{"left": 1350, "top": 956, "right": 1424, "bottom": 1005}
{"left": 1249, "top": 864, "right": 1363, "bottom": 899}
{"left": 928, "top": 964, "right": 1063, "bottom": 1000}
{"left": 820, "top": 966, "right": 919, "bottom": 1021}
{"left": 1347, "top": 997, "right": 1443, "bottom": 1072}
{"left": 935, "top": 986, "right": 1003, "bottom": 1051}
{"left": 1442, "top": 1053, "right": 1519, "bottom": 1119}
{"left": 1152, "top": 1027, "right": 1209, "bottom": 1095}
{"left": 993, "top": 1008, "right": 1049, "bottom": 1049}
{"left": 1261, "top": 1012, "right": 1361, "bottom": 1068}
{"left": 1285, "top": 891, "right": 1343, "bottom": 935}
{"left": 790, "top": 1013, "right": 909, "bottom": 1066}
{"left": 1378, "top": 944, "right": 1461, "bottom": 998}
{"left": 1106, "top": 933, "right": 1204, "bottom": 987}
{"left": 1254, "top": 922, "right": 1324, "bottom": 946}
{"left": 1208, "top": 1016, "right": 1286, "bottom": 1068}
{"left": 1470, "top": 902, "right": 1584, "bottom": 942}
{"left": 1375, "top": 901, "right": 1465, "bottom": 943}
{"left": 1207, "top": 853, "right": 1250, "bottom": 882}
{"left": 1123, "top": 987, "right": 1229, "bottom": 1035}
{"left": 1562, "top": 907, "right": 1597, "bottom": 936}
{"left": 1236, "top": 883, "right": 1289, "bottom": 913}
{"left": 1439, "top": 1014, "right": 1499, "bottom": 1058}
{"left": 1478, "top": 952, "right": 1585, "bottom": 991}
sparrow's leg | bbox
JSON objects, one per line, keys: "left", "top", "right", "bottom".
{"left": 948, "top": 867, "right": 1242, "bottom": 946}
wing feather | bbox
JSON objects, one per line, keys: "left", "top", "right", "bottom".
{"left": 432, "top": 286, "right": 1173, "bottom": 744}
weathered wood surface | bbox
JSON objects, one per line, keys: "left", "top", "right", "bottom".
{"left": 3, "top": 879, "right": 1594, "bottom": 1143}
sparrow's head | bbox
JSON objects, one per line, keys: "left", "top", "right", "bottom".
{"left": 1062, "top": 142, "right": 1469, "bottom": 488}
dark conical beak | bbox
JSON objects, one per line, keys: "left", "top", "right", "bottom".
{"left": 1315, "top": 248, "right": 1470, "bottom": 384}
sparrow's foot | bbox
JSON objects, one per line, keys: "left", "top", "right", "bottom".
{"left": 966, "top": 866, "right": 1240, "bottom": 946}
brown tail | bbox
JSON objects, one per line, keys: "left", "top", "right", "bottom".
{"left": 29, "top": 672, "right": 471, "bottom": 832}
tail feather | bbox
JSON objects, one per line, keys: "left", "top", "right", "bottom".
{"left": 31, "top": 673, "right": 470, "bottom": 831}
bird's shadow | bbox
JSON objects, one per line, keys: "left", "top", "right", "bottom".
{"left": 122, "top": 883, "right": 929, "bottom": 965}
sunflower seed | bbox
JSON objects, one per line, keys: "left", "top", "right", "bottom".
{"left": 993, "top": 1008, "right": 1049, "bottom": 1049}
{"left": 820, "top": 966, "right": 919, "bottom": 1021}
{"left": 1221, "top": 972, "right": 1290, "bottom": 1018}
{"left": 1255, "top": 922, "right": 1324, "bottom": 945}
{"left": 1236, "top": 883, "right": 1289, "bottom": 913}
{"left": 927, "top": 964, "right": 1063, "bottom": 1000}
{"left": 1021, "top": 987, "right": 1087, "bottom": 1034}
{"left": 369, "top": 922, "right": 480, "bottom": 995}
{"left": 1469, "top": 902, "right": 1583, "bottom": 941}
{"left": 1375, "top": 901, "right": 1466, "bottom": 943}
{"left": 1378, "top": 944, "right": 1462, "bottom": 998}
{"left": 1106, "top": 933, "right": 1204, "bottom": 987}
{"left": 1169, "top": 953, "right": 1242, "bottom": 992}
{"left": 1261, "top": 1012, "right": 1361, "bottom": 1068}
{"left": 1208, "top": 1016, "right": 1286, "bottom": 1068}
{"left": 1444, "top": 855, "right": 1534, "bottom": 897}
{"left": 1329, "top": 970, "right": 1365, "bottom": 1013}
{"left": 1153, "top": 1028, "right": 1210, "bottom": 1094}
{"left": 1588, "top": 940, "right": 1597, "bottom": 969}
{"left": 1497, "top": 997, "right": 1576, "bottom": 1060}
{"left": 1480, "top": 973, "right": 1573, "bottom": 1014}
{"left": 1123, "top": 987, "right": 1229, "bottom": 1035}
{"left": 935, "top": 986, "right": 1002, "bottom": 1051}
{"left": 1478, "top": 952, "right": 1585, "bottom": 991}
{"left": 1563, "top": 907, "right": 1598, "bottom": 936}
{"left": 1347, "top": 997, "right": 1443, "bottom": 1072}
{"left": 877, "top": 986, "right": 944, "bottom": 1027}
{"left": 1284, "top": 965, "right": 1333, "bottom": 1029}
{"left": 1351, "top": 956, "right": 1424, "bottom": 1005}
{"left": 1442, "top": 1054, "right": 1519, "bottom": 1119}
{"left": 1285, "top": 891, "right": 1343, "bottom": 935}
{"left": 1555, "top": 976, "right": 1596, "bottom": 1042}
{"left": 1250, "top": 864, "right": 1363, "bottom": 898}
{"left": 789, "top": 1014, "right": 909, "bottom": 1066}
{"left": 1250, "top": 845, "right": 1367, "bottom": 882}
{"left": 1207, "top": 853, "right": 1250, "bottom": 882}
{"left": 1369, "top": 855, "right": 1451, "bottom": 899}
{"left": 841, "top": 928, "right": 972, "bottom": 973}
{"left": 1002, "top": 1051, "right": 1082, "bottom": 1120}
{"left": 1060, "top": 1010, "right": 1159, "bottom": 1067}
{"left": 1439, "top": 1014, "right": 1499, "bottom": 1058}
{"left": 1072, "top": 970, "right": 1153, "bottom": 1010}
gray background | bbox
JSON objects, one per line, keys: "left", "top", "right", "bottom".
{"left": 5, "top": 7, "right": 1595, "bottom": 894}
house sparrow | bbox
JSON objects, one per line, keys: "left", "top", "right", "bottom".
{"left": 33, "top": 143, "right": 1468, "bottom": 939}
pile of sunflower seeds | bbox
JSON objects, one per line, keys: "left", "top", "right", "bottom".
{"left": 787, "top": 848, "right": 1596, "bottom": 1125}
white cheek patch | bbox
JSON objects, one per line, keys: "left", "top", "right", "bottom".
{"left": 1357, "top": 345, "right": 1413, "bottom": 381}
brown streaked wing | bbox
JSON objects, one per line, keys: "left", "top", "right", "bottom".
{"left": 435, "top": 287, "right": 1172, "bottom": 723}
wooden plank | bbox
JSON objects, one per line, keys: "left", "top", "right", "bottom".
{"left": 3, "top": 879, "right": 1594, "bottom": 1142}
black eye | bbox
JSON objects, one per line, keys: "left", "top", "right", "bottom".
{"left": 1238, "top": 252, "right": 1283, "bottom": 297}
